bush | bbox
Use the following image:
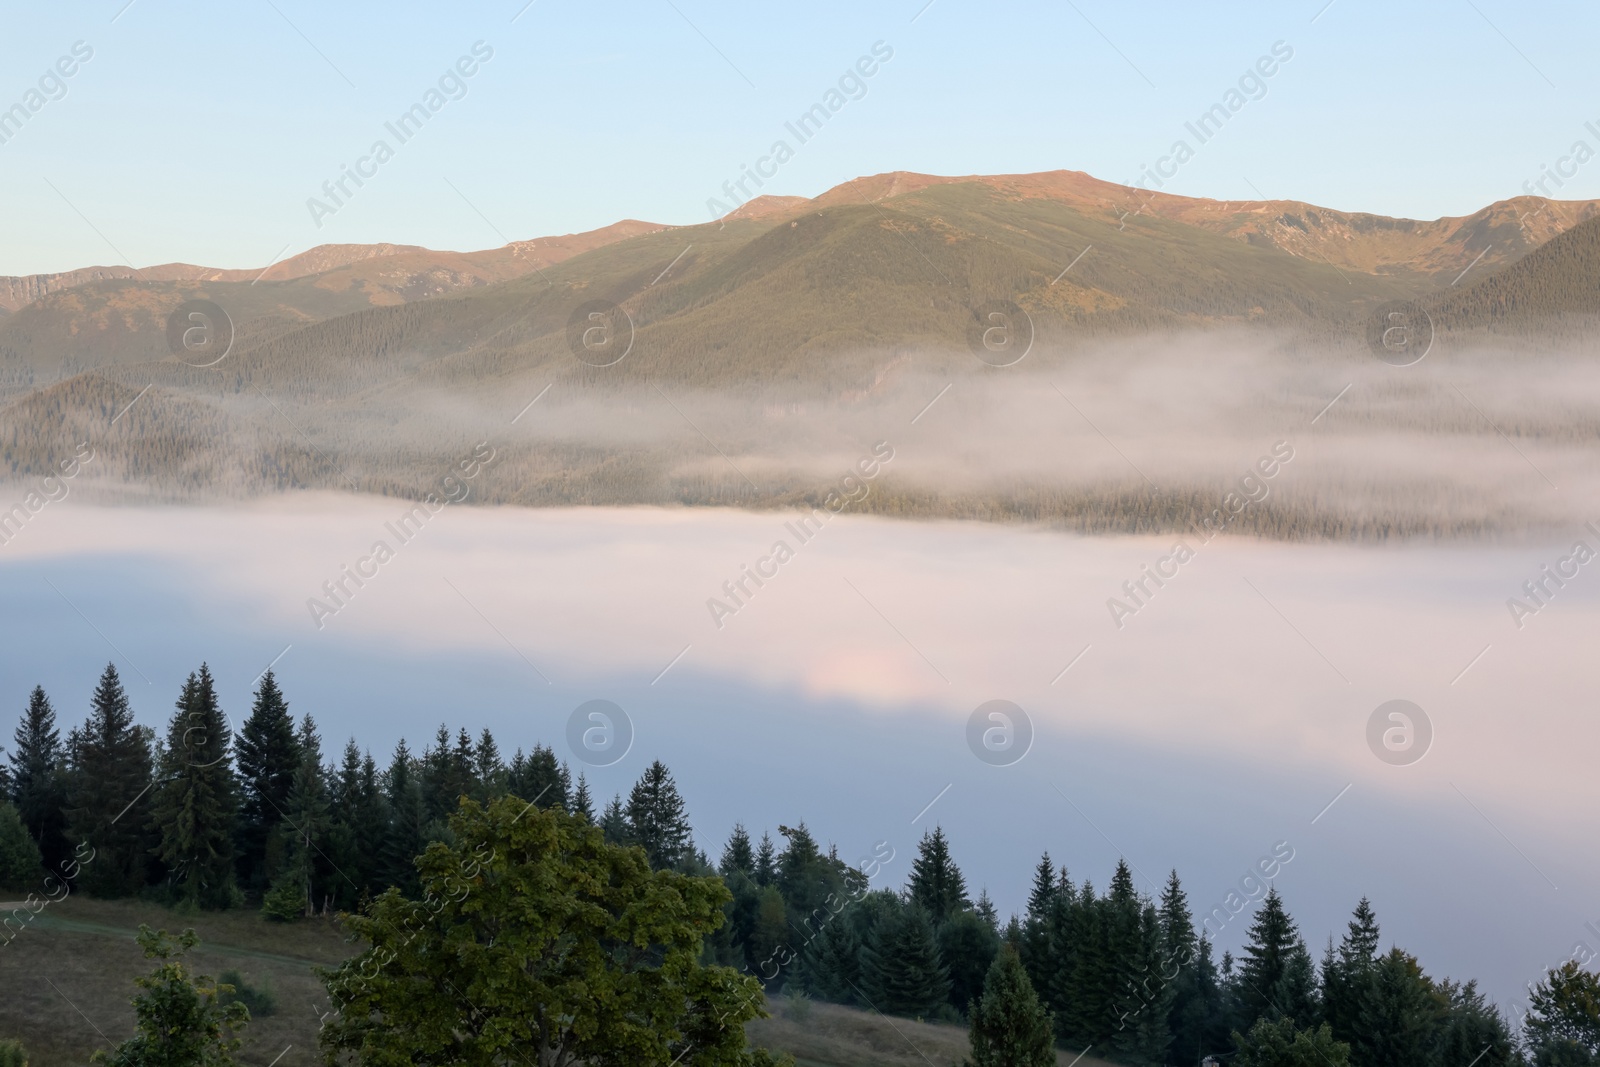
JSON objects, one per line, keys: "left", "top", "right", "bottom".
{"left": 219, "top": 970, "right": 277, "bottom": 1018}
{"left": 0, "top": 1038, "right": 27, "bottom": 1067}
{"left": 0, "top": 805, "right": 42, "bottom": 893}
{"left": 261, "top": 880, "right": 304, "bottom": 923}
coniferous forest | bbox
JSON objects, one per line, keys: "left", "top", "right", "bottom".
{"left": 0, "top": 663, "right": 1596, "bottom": 1067}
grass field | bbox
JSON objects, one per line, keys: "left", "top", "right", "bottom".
{"left": 0, "top": 896, "right": 1118, "bottom": 1067}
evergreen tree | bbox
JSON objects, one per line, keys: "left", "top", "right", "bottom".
{"left": 975, "top": 888, "right": 999, "bottom": 931}
{"left": 1232, "top": 1016, "right": 1351, "bottom": 1067}
{"left": 803, "top": 910, "right": 863, "bottom": 1003}
{"left": 570, "top": 773, "right": 594, "bottom": 822}
{"left": 1437, "top": 979, "right": 1518, "bottom": 1067}
{"left": 599, "top": 794, "right": 628, "bottom": 845}
{"left": 1323, "top": 897, "right": 1381, "bottom": 1044}
{"left": 941, "top": 908, "right": 1002, "bottom": 1015}
{"left": 507, "top": 744, "right": 569, "bottom": 810}
{"left": 231, "top": 671, "right": 299, "bottom": 896}
{"left": 150, "top": 666, "right": 239, "bottom": 909}
{"left": 1160, "top": 869, "right": 1207, "bottom": 1067}
{"left": 277, "top": 715, "right": 330, "bottom": 917}
{"left": 1020, "top": 852, "right": 1057, "bottom": 997}
{"left": 472, "top": 728, "right": 504, "bottom": 802}
{"left": 720, "top": 823, "right": 755, "bottom": 878}
{"left": 753, "top": 831, "right": 778, "bottom": 886}
{"left": 380, "top": 738, "right": 424, "bottom": 896}
{"left": 1523, "top": 961, "right": 1600, "bottom": 1067}
{"left": 1237, "top": 887, "right": 1311, "bottom": 1029}
{"left": 64, "top": 664, "right": 155, "bottom": 897}
{"left": 324, "top": 739, "right": 368, "bottom": 908}
{"left": 9, "top": 685, "right": 68, "bottom": 871}
{"left": 1351, "top": 948, "right": 1447, "bottom": 1067}
{"left": 965, "top": 943, "right": 1056, "bottom": 1067}
{"left": 861, "top": 901, "right": 952, "bottom": 1018}
{"left": 624, "top": 761, "right": 693, "bottom": 870}
{"left": 1063, "top": 880, "right": 1109, "bottom": 1047}
{"left": 909, "top": 826, "right": 971, "bottom": 922}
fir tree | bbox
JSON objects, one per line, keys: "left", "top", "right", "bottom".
{"left": 975, "top": 888, "right": 999, "bottom": 931}
{"left": 624, "top": 760, "right": 692, "bottom": 870}
{"left": 380, "top": 738, "right": 424, "bottom": 896}
{"left": 720, "top": 823, "right": 755, "bottom": 878}
{"left": 1323, "top": 897, "right": 1381, "bottom": 1044}
{"left": 508, "top": 744, "right": 569, "bottom": 810}
{"left": 277, "top": 715, "right": 330, "bottom": 917}
{"left": 909, "top": 826, "right": 971, "bottom": 922}
{"left": 150, "top": 666, "right": 239, "bottom": 909}
{"left": 753, "top": 831, "right": 778, "bottom": 886}
{"left": 1351, "top": 948, "right": 1447, "bottom": 1067}
{"left": 65, "top": 664, "right": 155, "bottom": 898}
{"left": 1160, "top": 869, "right": 1206, "bottom": 1066}
{"left": 472, "top": 728, "right": 504, "bottom": 802}
{"left": 9, "top": 685, "right": 68, "bottom": 871}
{"left": 1436, "top": 979, "right": 1518, "bottom": 1067}
{"left": 600, "top": 794, "right": 628, "bottom": 845}
{"left": 803, "top": 911, "right": 863, "bottom": 1003}
{"left": 232, "top": 670, "right": 299, "bottom": 895}
{"left": 965, "top": 943, "right": 1055, "bottom": 1067}
{"left": 1237, "top": 887, "right": 1311, "bottom": 1029}
{"left": 570, "top": 773, "right": 594, "bottom": 822}
{"left": 861, "top": 901, "right": 952, "bottom": 1018}
{"left": 941, "top": 908, "right": 1001, "bottom": 1015}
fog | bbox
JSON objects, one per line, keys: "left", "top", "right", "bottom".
{"left": 1, "top": 496, "right": 1596, "bottom": 1016}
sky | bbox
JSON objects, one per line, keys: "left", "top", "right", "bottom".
{"left": 4, "top": 0, "right": 1600, "bottom": 275}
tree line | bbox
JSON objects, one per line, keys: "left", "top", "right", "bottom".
{"left": 1, "top": 663, "right": 1596, "bottom": 1067}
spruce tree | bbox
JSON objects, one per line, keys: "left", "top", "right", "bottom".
{"left": 624, "top": 761, "right": 692, "bottom": 870}
{"left": 10, "top": 685, "right": 68, "bottom": 872}
{"left": 720, "top": 823, "right": 755, "bottom": 877}
{"left": 600, "top": 794, "right": 628, "bottom": 845}
{"left": 508, "top": 743, "right": 569, "bottom": 810}
{"left": 909, "top": 826, "right": 971, "bottom": 922}
{"left": 803, "top": 906, "right": 863, "bottom": 1003}
{"left": 472, "top": 728, "right": 504, "bottom": 802}
{"left": 861, "top": 901, "right": 952, "bottom": 1018}
{"left": 570, "top": 773, "right": 594, "bottom": 822}
{"left": 941, "top": 908, "right": 1001, "bottom": 1015}
{"left": 65, "top": 664, "right": 155, "bottom": 897}
{"left": 277, "top": 715, "right": 330, "bottom": 917}
{"left": 0, "top": 801, "right": 43, "bottom": 890}
{"left": 975, "top": 888, "right": 999, "bottom": 930}
{"left": 232, "top": 670, "right": 299, "bottom": 895}
{"left": 325, "top": 739, "right": 368, "bottom": 907}
{"left": 1160, "top": 869, "right": 1206, "bottom": 1066}
{"left": 1351, "top": 948, "right": 1447, "bottom": 1067}
{"left": 753, "top": 831, "right": 778, "bottom": 886}
{"left": 965, "top": 943, "right": 1056, "bottom": 1067}
{"left": 1323, "top": 897, "right": 1381, "bottom": 1044}
{"left": 1436, "top": 979, "right": 1518, "bottom": 1067}
{"left": 1237, "top": 887, "right": 1310, "bottom": 1029}
{"left": 381, "top": 738, "right": 424, "bottom": 896}
{"left": 150, "top": 666, "right": 239, "bottom": 909}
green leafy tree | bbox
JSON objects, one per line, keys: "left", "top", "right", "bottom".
{"left": 64, "top": 664, "right": 155, "bottom": 897}
{"left": 92, "top": 925, "right": 249, "bottom": 1067}
{"left": 1232, "top": 1016, "right": 1351, "bottom": 1067}
{"left": 318, "top": 795, "right": 767, "bottom": 1067}
{"left": 1524, "top": 961, "right": 1600, "bottom": 1067}
{"left": 231, "top": 671, "right": 298, "bottom": 896}
{"left": 909, "top": 827, "right": 971, "bottom": 922}
{"left": 150, "top": 666, "right": 239, "bottom": 909}
{"left": 0, "top": 801, "right": 43, "bottom": 891}
{"left": 625, "top": 760, "right": 694, "bottom": 870}
{"left": 965, "top": 943, "right": 1055, "bottom": 1067}
{"left": 10, "top": 686, "right": 68, "bottom": 872}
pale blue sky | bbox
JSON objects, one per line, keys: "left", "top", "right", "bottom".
{"left": 3, "top": 0, "right": 1598, "bottom": 274}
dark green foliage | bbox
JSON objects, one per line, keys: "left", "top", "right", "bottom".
{"left": 861, "top": 901, "right": 951, "bottom": 1019}
{"left": 570, "top": 773, "right": 593, "bottom": 822}
{"left": 64, "top": 664, "right": 154, "bottom": 898}
{"left": 91, "top": 925, "right": 249, "bottom": 1067}
{"left": 600, "top": 794, "right": 628, "bottom": 845}
{"left": 1351, "top": 948, "right": 1447, "bottom": 1067}
{"left": 625, "top": 760, "right": 694, "bottom": 870}
{"left": 1437, "top": 979, "right": 1518, "bottom": 1067}
{"left": 1232, "top": 1016, "right": 1351, "bottom": 1067}
{"left": 471, "top": 728, "right": 504, "bottom": 802}
{"left": 231, "top": 671, "right": 298, "bottom": 896}
{"left": 505, "top": 743, "right": 568, "bottom": 811}
{"left": 940, "top": 908, "right": 1001, "bottom": 1015}
{"left": 217, "top": 970, "right": 276, "bottom": 1017}
{"left": 150, "top": 666, "right": 239, "bottom": 909}
{"left": 753, "top": 831, "right": 777, "bottom": 886}
{"left": 379, "top": 738, "right": 424, "bottom": 897}
{"left": 278, "top": 715, "right": 329, "bottom": 917}
{"left": 909, "top": 826, "right": 970, "bottom": 922}
{"left": 1236, "top": 887, "right": 1317, "bottom": 1029}
{"left": 1322, "top": 897, "right": 1381, "bottom": 1044}
{"left": 0, "top": 801, "right": 42, "bottom": 891}
{"left": 259, "top": 879, "right": 303, "bottom": 923}
{"left": 966, "top": 943, "right": 1055, "bottom": 1067}
{"left": 9, "top": 686, "right": 67, "bottom": 872}
{"left": 802, "top": 909, "right": 862, "bottom": 1003}
{"left": 1524, "top": 961, "right": 1600, "bottom": 1067}
{"left": 0, "top": 1038, "right": 24, "bottom": 1067}
{"left": 720, "top": 823, "right": 754, "bottom": 878}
